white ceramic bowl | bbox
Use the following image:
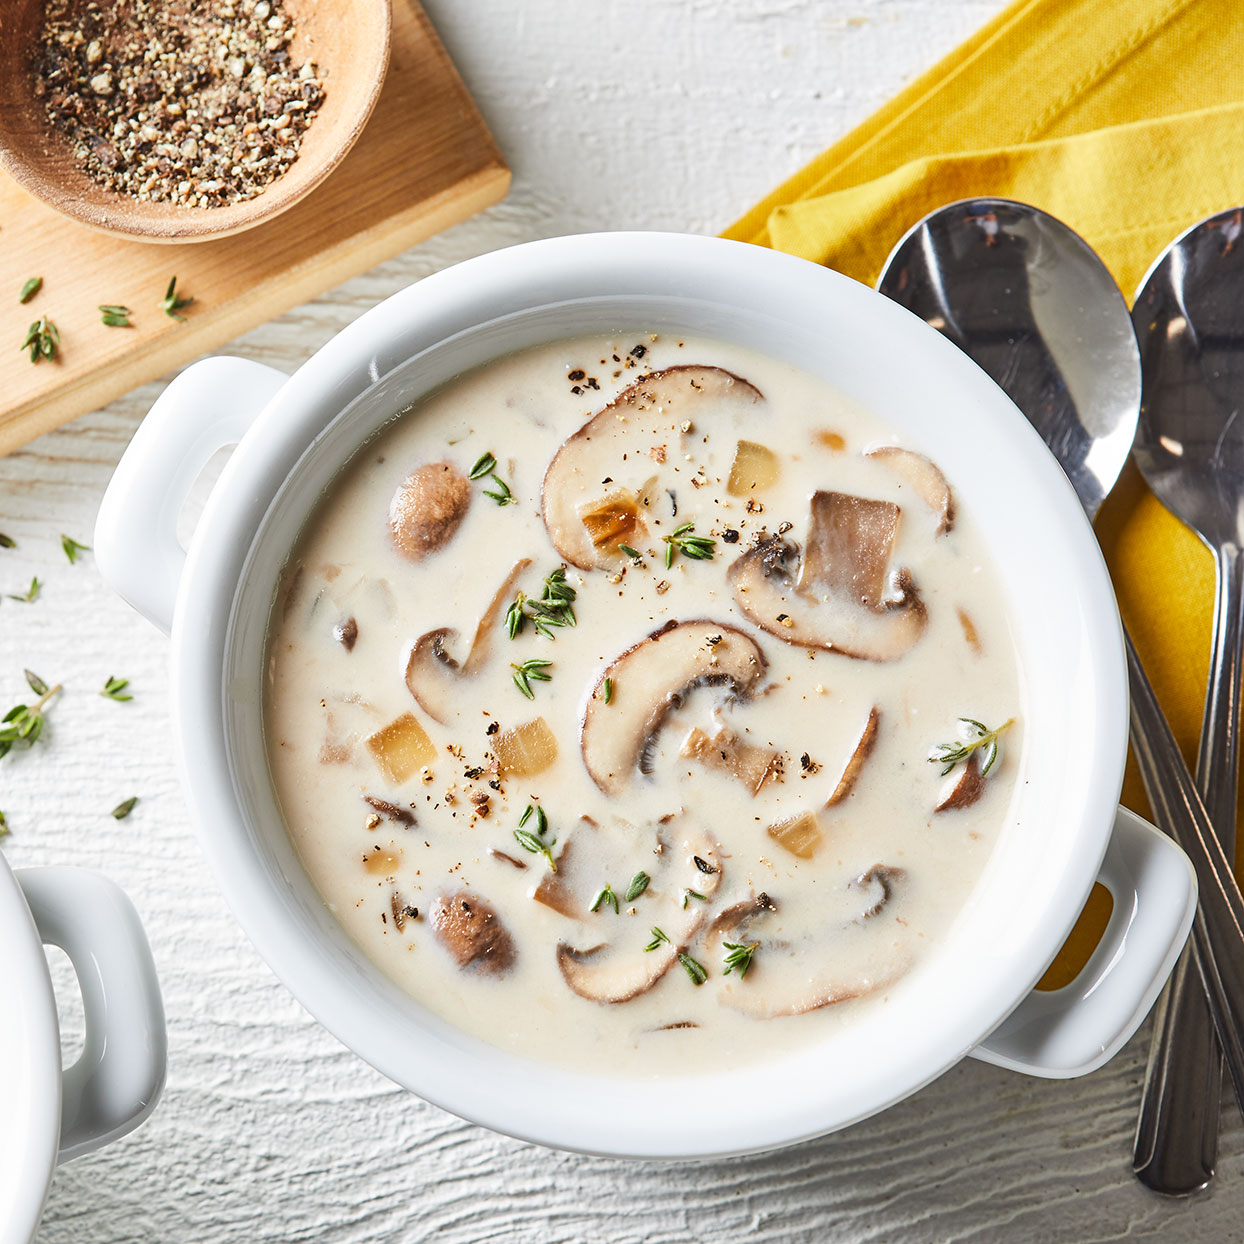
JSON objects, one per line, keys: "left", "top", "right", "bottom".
{"left": 94, "top": 233, "right": 1195, "bottom": 1159}
{"left": 0, "top": 854, "right": 165, "bottom": 1244}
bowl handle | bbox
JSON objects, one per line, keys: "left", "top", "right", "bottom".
{"left": 95, "top": 356, "right": 288, "bottom": 635}
{"left": 18, "top": 868, "right": 167, "bottom": 1161}
{"left": 971, "top": 806, "right": 1196, "bottom": 1077}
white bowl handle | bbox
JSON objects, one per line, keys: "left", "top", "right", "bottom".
{"left": 972, "top": 806, "right": 1196, "bottom": 1077}
{"left": 95, "top": 356, "right": 289, "bottom": 634}
{"left": 18, "top": 868, "right": 167, "bottom": 1162}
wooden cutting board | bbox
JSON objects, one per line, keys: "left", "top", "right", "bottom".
{"left": 0, "top": 0, "right": 509, "bottom": 457}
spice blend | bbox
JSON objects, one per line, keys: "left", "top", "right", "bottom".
{"left": 35, "top": 0, "right": 326, "bottom": 208}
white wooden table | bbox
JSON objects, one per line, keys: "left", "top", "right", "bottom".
{"left": 7, "top": 2, "right": 1241, "bottom": 1239}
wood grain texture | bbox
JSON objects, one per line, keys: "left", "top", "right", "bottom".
{"left": 3, "top": 1, "right": 1239, "bottom": 1240}
{"left": 0, "top": 0, "right": 508, "bottom": 456}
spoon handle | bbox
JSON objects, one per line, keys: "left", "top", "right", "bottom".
{"left": 1124, "top": 615, "right": 1244, "bottom": 1125}
{"left": 1133, "top": 546, "right": 1244, "bottom": 1194}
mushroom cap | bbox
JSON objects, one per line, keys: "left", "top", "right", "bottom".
{"left": 389, "top": 461, "right": 471, "bottom": 561}
{"left": 728, "top": 491, "right": 927, "bottom": 662}
{"left": 706, "top": 871, "right": 911, "bottom": 1018}
{"left": 541, "top": 365, "right": 764, "bottom": 569}
{"left": 865, "top": 445, "right": 955, "bottom": 535}
{"left": 405, "top": 560, "right": 530, "bottom": 723}
{"left": 825, "top": 706, "right": 880, "bottom": 806}
{"left": 430, "top": 891, "right": 515, "bottom": 975}
{"left": 581, "top": 620, "right": 768, "bottom": 796}
{"left": 556, "top": 826, "right": 722, "bottom": 1004}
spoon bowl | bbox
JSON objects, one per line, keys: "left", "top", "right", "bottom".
{"left": 878, "top": 198, "right": 1140, "bottom": 519}
{"left": 1134, "top": 207, "right": 1244, "bottom": 548}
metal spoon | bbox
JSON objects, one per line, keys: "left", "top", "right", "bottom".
{"left": 1129, "top": 206, "right": 1244, "bottom": 1194}
{"left": 876, "top": 197, "right": 1244, "bottom": 1125}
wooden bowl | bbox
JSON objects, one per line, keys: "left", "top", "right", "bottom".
{"left": 0, "top": 0, "right": 391, "bottom": 244}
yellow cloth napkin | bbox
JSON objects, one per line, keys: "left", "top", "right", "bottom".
{"left": 724, "top": 0, "right": 1244, "bottom": 983}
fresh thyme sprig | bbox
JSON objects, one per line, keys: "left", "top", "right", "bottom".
{"left": 468, "top": 451, "right": 515, "bottom": 506}
{"left": 679, "top": 953, "right": 708, "bottom": 986}
{"left": 662, "top": 522, "right": 715, "bottom": 569}
{"left": 62, "top": 535, "right": 90, "bottom": 564}
{"left": 22, "top": 316, "right": 59, "bottom": 363}
{"left": 722, "top": 940, "right": 758, "bottom": 978}
{"left": 19, "top": 277, "right": 42, "bottom": 304}
{"left": 625, "top": 871, "right": 650, "bottom": 902}
{"left": 514, "top": 803, "right": 556, "bottom": 871}
{"left": 160, "top": 276, "right": 193, "bottom": 321}
{"left": 590, "top": 884, "right": 619, "bottom": 914}
{"left": 929, "top": 717, "right": 1015, "bottom": 777}
{"left": 0, "top": 672, "right": 60, "bottom": 760}
{"left": 507, "top": 568, "right": 577, "bottom": 640}
{"left": 101, "top": 676, "right": 132, "bottom": 702}
{"left": 6, "top": 577, "right": 40, "bottom": 604}
{"left": 644, "top": 927, "right": 670, "bottom": 952}
{"left": 99, "top": 304, "right": 132, "bottom": 328}
{"left": 110, "top": 796, "right": 139, "bottom": 820}
{"left": 511, "top": 657, "right": 553, "bottom": 699}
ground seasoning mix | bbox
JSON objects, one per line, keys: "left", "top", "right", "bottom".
{"left": 35, "top": 0, "right": 326, "bottom": 208}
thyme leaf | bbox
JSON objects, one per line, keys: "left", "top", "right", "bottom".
{"left": 682, "top": 888, "right": 707, "bottom": 909}
{"left": 679, "top": 953, "right": 708, "bottom": 986}
{"left": 0, "top": 534, "right": 13, "bottom": 549}
{"left": 662, "top": 522, "right": 715, "bottom": 569}
{"left": 61, "top": 534, "right": 90, "bottom": 564}
{"left": 0, "top": 809, "right": 8, "bottom": 838}
{"left": 644, "top": 926, "right": 670, "bottom": 952}
{"left": 511, "top": 657, "right": 553, "bottom": 699}
{"left": 160, "top": 276, "right": 193, "bottom": 321}
{"left": 625, "top": 871, "right": 650, "bottom": 902}
{"left": 468, "top": 451, "right": 514, "bottom": 506}
{"left": 513, "top": 804, "right": 556, "bottom": 871}
{"left": 110, "top": 796, "right": 139, "bottom": 820}
{"left": 929, "top": 717, "right": 1015, "bottom": 777}
{"left": 6, "top": 576, "right": 40, "bottom": 603}
{"left": 22, "top": 316, "right": 59, "bottom": 363}
{"left": 101, "top": 676, "right": 132, "bottom": 702}
{"left": 590, "top": 884, "right": 619, "bottom": 914}
{"left": 0, "top": 677, "right": 60, "bottom": 761}
{"left": 508, "top": 569, "right": 577, "bottom": 641}
{"left": 722, "top": 940, "right": 758, "bottom": 978}
{"left": 602, "top": 677, "right": 613, "bottom": 705}
{"left": 99, "top": 304, "right": 132, "bottom": 328}
{"left": 19, "top": 277, "right": 42, "bottom": 304}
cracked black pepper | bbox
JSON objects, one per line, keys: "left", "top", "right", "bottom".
{"left": 34, "top": 0, "right": 326, "bottom": 208}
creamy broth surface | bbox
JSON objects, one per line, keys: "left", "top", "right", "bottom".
{"left": 265, "top": 334, "right": 1023, "bottom": 1077}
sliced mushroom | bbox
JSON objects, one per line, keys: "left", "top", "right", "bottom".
{"left": 705, "top": 878, "right": 912, "bottom": 1018}
{"left": 430, "top": 891, "right": 515, "bottom": 975}
{"left": 680, "top": 725, "right": 780, "bottom": 794}
{"left": 405, "top": 560, "right": 531, "bottom": 723}
{"left": 542, "top": 365, "right": 764, "bottom": 569}
{"left": 389, "top": 461, "right": 471, "bottom": 560}
{"left": 850, "top": 865, "right": 906, "bottom": 920}
{"left": 935, "top": 756, "right": 985, "bottom": 812}
{"left": 556, "top": 826, "right": 722, "bottom": 1004}
{"left": 865, "top": 446, "right": 954, "bottom": 534}
{"left": 728, "top": 491, "right": 927, "bottom": 662}
{"left": 825, "top": 707, "right": 880, "bottom": 806}
{"left": 532, "top": 822, "right": 595, "bottom": 918}
{"left": 581, "top": 620, "right": 767, "bottom": 796}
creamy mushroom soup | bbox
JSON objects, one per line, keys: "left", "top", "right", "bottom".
{"left": 265, "top": 334, "right": 1022, "bottom": 1076}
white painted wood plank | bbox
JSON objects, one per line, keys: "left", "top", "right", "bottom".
{"left": 4, "top": 0, "right": 1237, "bottom": 1239}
